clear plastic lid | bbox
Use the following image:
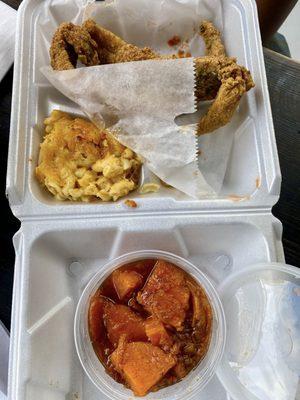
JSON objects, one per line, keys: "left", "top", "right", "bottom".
{"left": 217, "top": 262, "right": 300, "bottom": 400}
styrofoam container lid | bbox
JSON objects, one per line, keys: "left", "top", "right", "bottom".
{"left": 217, "top": 262, "right": 300, "bottom": 400}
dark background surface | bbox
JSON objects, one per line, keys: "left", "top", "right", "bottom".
{"left": 0, "top": 0, "right": 299, "bottom": 331}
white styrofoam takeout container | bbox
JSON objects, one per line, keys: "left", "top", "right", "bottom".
{"left": 9, "top": 213, "right": 284, "bottom": 400}
{"left": 6, "top": 0, "right": 290, "bottom": 399}
{"left": 6, "top": 0, "right": 280, "bottom": 219}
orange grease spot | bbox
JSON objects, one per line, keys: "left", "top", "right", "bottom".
{"left": 168, "top": 35, "right": 181, "bottom": 47}
{"left": 227, "top": 194, "right": 250, "bottom": 202}
{"left": 255, "top": 177, "right": 261, "bottom": 188}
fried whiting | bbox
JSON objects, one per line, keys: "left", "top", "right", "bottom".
{"left": 50, "top": 20, "right": 254, "bottom": 135}
{"left": 50, "top": 22, "right": 99, "bottom": 70}
{"left": 36, "top": 110, "right": 141, "bottom": 202}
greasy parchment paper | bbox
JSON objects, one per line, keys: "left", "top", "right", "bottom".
{"left": 40, "top": 0, "right": 236, "bottom": 198}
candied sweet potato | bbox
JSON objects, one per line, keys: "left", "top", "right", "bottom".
{"left": 88, "top": 295, "right": 107, "bottom": 343}
{"left": 111, "top": 340, "right": 176, "bottom": 396}
{"left": 88, "top": 259, "right": 213, "bottom": 396}
{"left": 137, "top": 260, "right": 190, "bottom": 330}
{"left": 104, "top": 302, "right": 147, "bottom": 346}
{"left": 112, "top": 269, "right": 143, "bottom": 300}
{"left": 186, "top": 280, "right": 212, "bottom": 335}
{"left": 186, "top": 280, "right": 202, "bottom": 326}
{"left": 145, "top": 317, "right": 173, "bottom": 348}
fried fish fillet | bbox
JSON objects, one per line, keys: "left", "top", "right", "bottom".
{"left": 49, "top": 20, "right": 254, "bottom": 135}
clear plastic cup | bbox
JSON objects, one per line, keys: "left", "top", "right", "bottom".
{"left": 74, "top": 250, "right": 226, "bottom": 399}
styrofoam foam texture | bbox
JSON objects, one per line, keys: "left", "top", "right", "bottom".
{"left": 8, "top": 213, "right": 284, "bottom": 400}
{"left": 6, "top": 0, "right": 281, "bottom": 219}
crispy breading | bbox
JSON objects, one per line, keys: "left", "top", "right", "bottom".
{"left": 83, "top": 19, "right": 159, "bottom": 64}
{"left": 50, "top": 22, "right": 99, "bottom": 70}
{"left": 49, "top": 20, "right": 255, "bottom": 135}
{"left": 195, "top": 56, "right": 253, "bottom": 134}
{"left": 199, "top": 20, "right": 226, "bottom": 58}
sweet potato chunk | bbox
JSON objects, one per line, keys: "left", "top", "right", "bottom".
{"left": 145, "top": 317, "right": 173, "bottom": 349}
{"left": 88, "top": 296, "right": 107, "bottom": 343}
{"left": 186, "top": 280, "right": 202, "bottom": 326}
{"left": 137, "top": 260, "right": 190, "bottom": 330}
{"left": 112, "top": 269, "right": 143, "bottom": 300}
{"left": 104, "top": 303, "right": 147, "bottom": 346}
{"left": 111, "top": 341, "right": 176, "bottom": 396}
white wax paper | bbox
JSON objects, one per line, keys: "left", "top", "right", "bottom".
{"left": 40, "top": 0, "right": 237, "bottom": 198}
{"left": 42, "top": 58, "right": 215, "bottom": 198}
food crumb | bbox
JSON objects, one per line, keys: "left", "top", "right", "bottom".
{"left": 124, "top": 199, "right": 137, "bottom": 208}
{"left": 168, "top": 35, "right": 181, "bottom": 47}
{"left": 28, "top": 157, "right": 33, "bottom": 162}
{"left": 177, "top": 49, "right": 192, "bottom": 58}
{"left": 255, "top": 177, "right": 261, "bottom": 188}
{"left": 139, "top": 183, "right": 160, "bottom": 194}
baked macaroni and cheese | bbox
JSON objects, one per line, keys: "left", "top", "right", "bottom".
{"left": 36, "top": 110, "right": 141, "bottom": 202}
